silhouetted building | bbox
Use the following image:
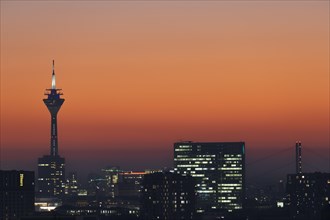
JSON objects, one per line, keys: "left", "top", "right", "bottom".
{"left": 287, "top": 172, "right": 330, "bottom": 218}
{"left": 174, "top": 141, "right": 245, "bottom": 213}
{"left": 118, "top": 171, "right": 145, "bottom": 198}
{"left": 37, "top": 61, "right": 66, "bottom": 197}
{"left": 278, "top": 179, "right": 285, "bottom": 196}
{"left": 85, "top": 167, "right": 122, "bottom": 197}
{"left": 0, "top": 170, "right": 35, "bottom": 220}
{"left": 86, "top": 172, "right": 108, "bottom": 197}
{"left": 141, "top": 172, "right": 196, "bottom": 220}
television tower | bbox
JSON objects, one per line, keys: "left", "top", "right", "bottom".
{"left": 43, "top": 60, "right": 65, "bottom": 156}
{"left": 37, "top": 61, "right": 66, "bottom": 197}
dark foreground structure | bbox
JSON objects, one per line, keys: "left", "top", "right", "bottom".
{"left": 287, "top": 172, "right": 330, "bottom": 219}
{"left": 0, "top": 170, "right": 35, "bottom": 220}
{"left": 141, "top": 172, "right": 196, "bottom": 220}
{"left": 174, "top": 141, "right": 245, "bottom": 213}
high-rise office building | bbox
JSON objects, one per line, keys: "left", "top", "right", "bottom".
{"left": 141, "top": 172, "right": 196, "bottom": 220}
{"left": 174, "top": 141, "right": 245, "bottom": 213}
{"left": 37, "top": 61, "right": 66, "bottom": 197}
{"left": 0, "top": 170, "right": 35, "bottom": 220}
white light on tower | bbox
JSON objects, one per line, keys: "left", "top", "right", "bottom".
{"left": 51, "top": 60, "right": 56, "bottom": 89}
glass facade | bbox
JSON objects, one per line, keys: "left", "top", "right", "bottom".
{"left": 174, "top": 142, "right": 245, "bottom": 212}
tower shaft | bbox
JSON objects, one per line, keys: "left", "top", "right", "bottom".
{"left": 50, "top": 113, "right": 58, "bottom": 156}
{"left": 296, "top": 142, "right": 302, "bottom": 174}
{"left": 43, "top": 91, "right": 64, "bottom": 156}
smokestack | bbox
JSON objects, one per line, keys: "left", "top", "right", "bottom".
{"left": 296, "top": 141, "right": 302, "bottom": 174}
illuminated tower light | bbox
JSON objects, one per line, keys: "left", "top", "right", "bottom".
{"left": 51, "top": 60, "right": 56, "bottom": 89}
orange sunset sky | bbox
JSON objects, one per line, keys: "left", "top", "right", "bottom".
{"left": 0, "top": 1, "right": 329, "bottom": 181}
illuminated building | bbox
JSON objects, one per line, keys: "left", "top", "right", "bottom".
{"left": 0, "top": 170, "right": 35, "bottom": 220}
{"left": 102, "top": 166, "right": 122, "bottom": 198}
{"left": 141, "top": 172, "right": 196, "bottom": 220}
{"left": 286, "top": 172, "right": 330, "bottom": 218}
{"left": 174, "top": 141, "right": 245, "bottom": 213}
{"left": 37, "top": 61, "right": 66, "bottom": 197}
{"left": 65, "top": 172, "right": 78, "bottom": 196}
{"left": 52, "top": 206, "right": 140, "bottom": 218}
{"left": 117, "top": 171, "right": 146, "bottom": 215}
{"left": 34, "top": 197, "right": 62, "bottom": 212}
{"left": 118, "top": 171, "right": 145, "bottom": 198}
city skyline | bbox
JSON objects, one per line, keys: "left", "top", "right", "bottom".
{"left": 1, "top": 1, "right": 329, "bottom": 183}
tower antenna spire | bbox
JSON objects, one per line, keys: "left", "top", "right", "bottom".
{"left": 51, "top": 60, "right": 56, "bottom": 89}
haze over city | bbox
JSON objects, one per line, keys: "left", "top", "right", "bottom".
{"left": 1, "top": 1, "right": 329, "bottom": 184}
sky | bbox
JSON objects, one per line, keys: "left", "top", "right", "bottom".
{"left": 0, "top": 1, "right": 329, "bottom": 184}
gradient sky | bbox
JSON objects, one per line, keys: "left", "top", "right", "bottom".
{"left": 1, "top": 1, "right": 329, "bottom": 183}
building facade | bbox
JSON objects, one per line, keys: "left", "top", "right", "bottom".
{"left": 118, "top": 171, "right": 145, "bottom": 198}
{"left": 38, "top": 156, "right": 65, "bottom": 197}
{"left": 0, "top": 170, "right": 35, "bottom": 220}
{"left": 141, "top": 172, "right": 196, "bottom": 220}
{"left": 102, "top": 166, "right": 122, "bottom": 198}
{"left": 287, "top": 172, "right": 330, "bottom": 218}
{"left": 65, "top": 172, "right": 78, "bottom": 196}
{"left": 174, "top": 141, "right": 245, "bottom": 213}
